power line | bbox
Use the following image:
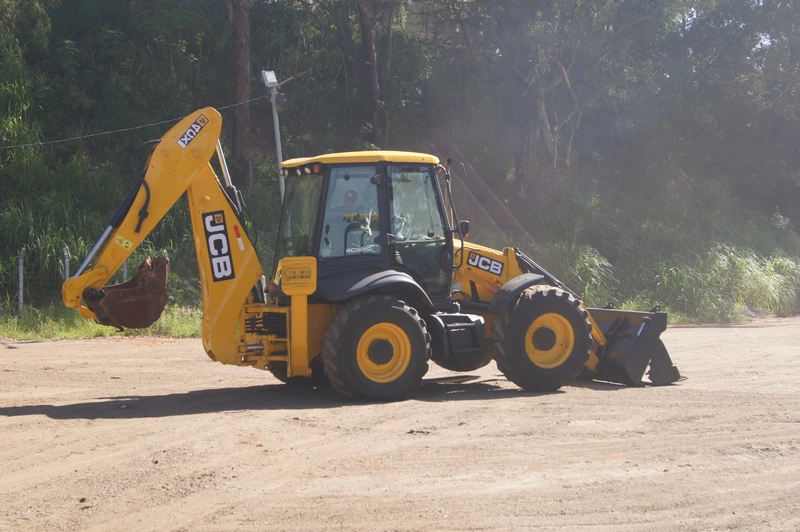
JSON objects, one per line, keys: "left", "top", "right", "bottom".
{"left": 0, "top": 93, "right": 271, "bottom": 151}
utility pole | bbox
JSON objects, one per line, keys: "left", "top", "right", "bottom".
{"left": 261, "top": 69, "right": 308, "bottom": 202}
{"left": 261, "top": 71, "right": 284, "bottom": 199}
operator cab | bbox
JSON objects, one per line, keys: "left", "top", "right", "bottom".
{"left": 275, "top": 152, "right": 454, "bottom": 310}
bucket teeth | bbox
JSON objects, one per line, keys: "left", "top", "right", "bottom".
{"left": 645, "top": 340, "right": 681, "bottom": 385}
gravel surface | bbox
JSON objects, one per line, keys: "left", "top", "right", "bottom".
{"left": 1, "top": 318, "right": 799, "bottom": 531}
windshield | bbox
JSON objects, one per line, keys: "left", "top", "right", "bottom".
{"left": 275, "top": 172, "right": 323, "bottom": 264}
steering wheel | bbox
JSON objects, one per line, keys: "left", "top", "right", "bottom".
{"left": 394, "top": 215, "right": 427, "bottom": 240}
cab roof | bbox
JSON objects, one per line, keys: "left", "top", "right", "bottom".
{"left": 281, "top": 150, "right": 439, "bottom": 168}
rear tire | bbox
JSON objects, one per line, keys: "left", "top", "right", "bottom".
{"left": 492, "top": 286, "right": 592, "bottom": 392}
{"left": 321, "top": 295, "right": 431, "bottom": 401}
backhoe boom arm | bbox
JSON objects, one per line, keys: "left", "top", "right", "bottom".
{"left": 62, "top": 108, "right": 264, "bottom": 355}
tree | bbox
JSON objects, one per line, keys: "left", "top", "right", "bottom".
{"left": 227, "top": 0, "right": 253, "bottom": 188}
{"left": 655, "top": 0, "right": 800, "bottom": 219}
{"left": 325, "top": 0, "right": 402, "bottom": 146}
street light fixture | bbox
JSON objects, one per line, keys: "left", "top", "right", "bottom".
{"left": 262, "top": 70, "right": 278, "bottom": 87}
{"left": 261, "top": 70, "right": 286, "bottom": 200}
{"left": 262, "top": 71, "right": 307, "bottom": 196}
{"left": 261, "top": 69, "right": 309, "bottom": 200}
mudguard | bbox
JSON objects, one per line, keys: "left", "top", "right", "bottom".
{"left": 315, "top": 269, "right": 434, "bottom": 310}
{"left": 487, "top": 273, "right": 545, "bottom": 313}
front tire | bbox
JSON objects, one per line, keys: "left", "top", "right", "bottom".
{"left": 492, "top": 286, "right": 592, "bottom": 392}
{"left": 321, "top": 295, "right": 431, "bottom": 401}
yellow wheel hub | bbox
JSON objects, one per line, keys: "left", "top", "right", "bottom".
{"left": 524, "top": 313, "right": 575, "bottom": 369}
{"left": 356, "top": 323, "right": 412, "bottom": 383}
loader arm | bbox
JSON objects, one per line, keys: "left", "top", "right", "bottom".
{"left": 62, "top": 108, "right": 264, "bottom": 361}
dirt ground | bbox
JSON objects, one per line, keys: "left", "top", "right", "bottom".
{"left": 1, "top": 318, "right": 799, "bottom": 531}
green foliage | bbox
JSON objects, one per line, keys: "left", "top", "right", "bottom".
{"left": 1, "top": 0, "right": 799, "bottom": 334}
{"left": 535, "top": 242, "right": 616, "bottom": 308}
{"left": 130, "top": 305, "right": 201, "bottom": 338}
{"left": 474, "top": 231, "right": 616, "bottom": 308}
{"left": 246, "top": 155, "right": 283, "bottom": 274}
{"left": 0, "top": 304, "right": 201, "bottom": 340}
{"left": 475, "top": 167, "right": 800, "bottom": 323}
{"left": 653, "top": 246, "right": 800, "bottom": 322}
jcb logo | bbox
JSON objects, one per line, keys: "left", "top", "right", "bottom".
{"left": 177, "top": 115, "right": 209, "bottom": 149}
{"left": 467, "top": 252, "right": 504, "bottom": 276}
{"left": 203, "top": 211, "right": 235, "bottom": 281}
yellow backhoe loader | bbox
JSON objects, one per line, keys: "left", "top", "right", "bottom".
{"left": 62, "top": 107, "right": 680, "bottom": 401}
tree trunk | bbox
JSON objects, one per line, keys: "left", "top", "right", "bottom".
{"left": 355, "top": 0, "right": 385, "bottom": 145}
{"left": 327, "top": 0, "right": 387, "bottom": 145}
{"left": 514, "top": 121, "right": 532, "bottom": 199}
{"left": 537, "top": 85, "right": 554, "bottom": 159}
{"left": 556, "top": 58, "right": 581, "bottom": 169}
{"left": 381, "top": 1, "right": 393, "bottom": 146}
{"left": 228, "top": 0, "right": 252, "bottom": 189}
{"left": 448, "top": 0, "right": 474, "bottom": 60}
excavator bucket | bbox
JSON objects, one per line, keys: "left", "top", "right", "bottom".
{"left": 84, "top": 257, "right": 170, "bottom": 330}
{"left": 585, "top": 307, "right": 681, "bottom": 386}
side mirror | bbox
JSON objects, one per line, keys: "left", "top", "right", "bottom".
{"left": 458, "top": 220, "right": 470, "bottom": 240}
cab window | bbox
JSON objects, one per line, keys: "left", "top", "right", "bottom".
{"left": 388, "top": 165, "right": 447, "bottom": 242}
{"left": 275, "top": 172, "right": 323, "bottom": 262}
{"left": 318, "top": 166, "right": 381, "bottom": 260}
{"left": 389, "top": 164, "right": 451, "bottom": 298}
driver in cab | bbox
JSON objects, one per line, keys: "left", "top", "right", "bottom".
{"left": 335, "top": 189, "right": 376, "bottom": 226}
{"left": 321, "top": 188, "right": 379, "bottom": 258}
{"left": 338, "top": 189, "right": 363, "bottom": 217}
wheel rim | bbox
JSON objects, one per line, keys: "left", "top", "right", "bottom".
{"left": 356, "top": 323, "right": 412, "bottom": 383}
{"left": 524, "top": 313, "right": 575, "bottom": 369}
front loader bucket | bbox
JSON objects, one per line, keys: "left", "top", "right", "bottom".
{"left": 84, "top": 257, "right": 169, "bottom": 330}
{"left": 585, "top": 307, "right": 681, "bottom": 386}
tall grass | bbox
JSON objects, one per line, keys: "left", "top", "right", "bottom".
{"left": 0, "top": 304, "right": 201, "bottom": 340}
{"left": 475, "top": 171, "right": 800, "bottom": 323}
{"left": 475, "top": 230, "right": 617, "bottom": 308}
{"left": 653, "top": 246, "right": 800, "bottom": 322}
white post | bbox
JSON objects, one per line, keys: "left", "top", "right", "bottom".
{"left": 261, "top": 69, "right": 308, "bottom": 201}
{"left": 261, "top": 70, "right": 285, "bottom": 201}
{"left": 271, "top": 86, "right": 284, "bottom": 200}
{"left": 18, "top": 247, "right": 25, "bottom": 315}
{"left": 122, "top": 260, "right": 128, "bottom": 282}
{"left": 63, "top": 246, "right": 70, "bottom": 280}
